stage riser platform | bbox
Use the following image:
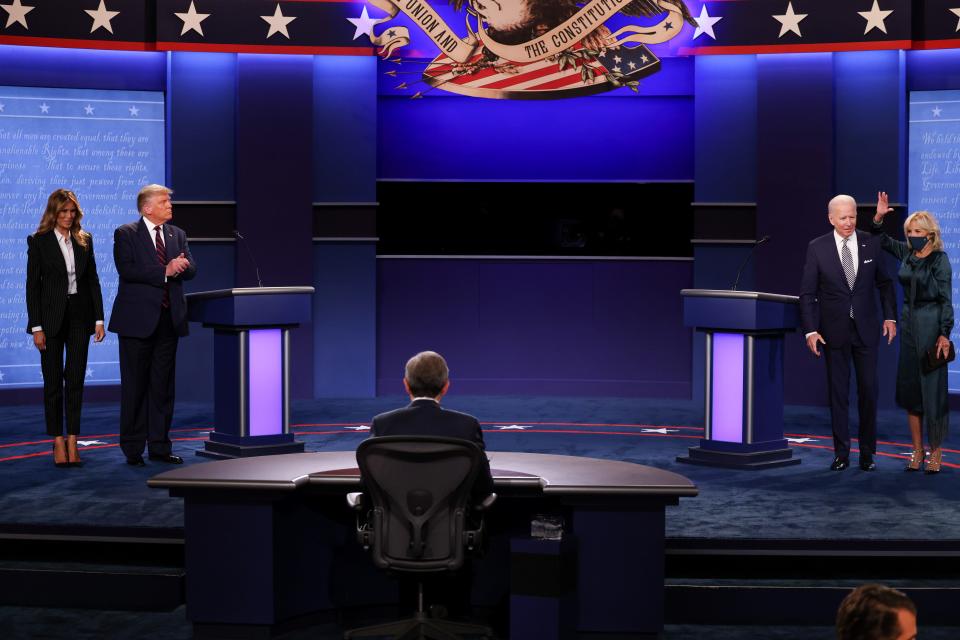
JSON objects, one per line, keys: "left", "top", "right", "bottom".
{"left": 666, "top": 586, "right": 960, "bottom": 626}
{"left": 0, "top": 568, "right": 183, "bottom": 610}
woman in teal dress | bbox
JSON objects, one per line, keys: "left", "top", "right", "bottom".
{"left": 874, "top": 192, "right": 953, "bottom": 473}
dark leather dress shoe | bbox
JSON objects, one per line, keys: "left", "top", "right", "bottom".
{"left": 126, "top": 456, "right": 146, "bottom": 467}
{"left": 830, "top": 457, "right": 849, "bottom": 471}
{"left": 859, "top": 458, "right": 876, "bottom": 471}
{"left": 148, "top": 454, "right": 183, "bottom": 464}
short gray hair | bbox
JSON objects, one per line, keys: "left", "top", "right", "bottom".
{"left": 137, "top": 184, "right": 172, "bottom": 214}
{"left": 404, "top": 351, "right": 449, "bottom": 398}
{"left": 828, "top": 194, "right": 856, "bottom": 214}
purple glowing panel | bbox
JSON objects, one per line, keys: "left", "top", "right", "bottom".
{"left": 711, "top": 333, "right": 744, "bottom": 443}
{"left": 248, "top": 329, "right": 283, "bottom": 437}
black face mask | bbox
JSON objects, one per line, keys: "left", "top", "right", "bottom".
{"left": 909, "top": 236, "right": 928, "bottom": 251}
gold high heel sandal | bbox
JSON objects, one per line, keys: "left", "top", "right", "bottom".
{"left": 905, "top": 449, "right": 924, "bottom": 472}
{"left": 925, "top": 448, "right": 942, "bottom": 474}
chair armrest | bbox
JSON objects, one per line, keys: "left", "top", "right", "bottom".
{"left": 346, "top": 492, "right": 365, "bottom": 510}
{"left": 474, "top": 493, "right": 496, "bottom": 511}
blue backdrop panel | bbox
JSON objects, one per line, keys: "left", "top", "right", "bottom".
{"left": 235, "top": 54, "right": 315, "bottom": 399}
{"left": 377, "top": 94, "right": 693, "bottom": 181}
{"left": 313, "top": 242, "right": 376, "bottom": 398}
{"left": 0, "top": 46, "right": 165, "bottom": 91}
{"left": 175, "top": 242, "right": 235, "bottom": 402}
{"left": 834, "top": 50, "right": 905, "bottom": 203}
{"left": 376, "top": 258, "right": 693, "bottom": 397}
{"left": 693, "top": 55, "right": 756, "bottom": 203}
{"left": 908, "top": 89, "right": 960, "bottom": 392}
{"left": 314, "top": 56, "right": 377, "bottom": 203}
{"left": 168, "top": 52, "right": 236, "bottom": 201}
{"left": 0, "top": 85, "right": 165, "bottom": 388}
{"left": 755, "top": 53, "right": 835, "bottom": 406}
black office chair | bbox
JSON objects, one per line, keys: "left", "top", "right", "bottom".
{"left": 344, "top": 436, "right": 496, "bottom": 639}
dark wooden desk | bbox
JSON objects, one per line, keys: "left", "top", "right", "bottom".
{"left": 150, "top": 452, "right": 697, "bottom": 638}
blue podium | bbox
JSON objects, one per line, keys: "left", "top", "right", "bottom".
{"left": 186, "top": 287, "right": 314, "bottom": 459}
{"left": 678, "top": 289, "right": 801, "bottom": 469}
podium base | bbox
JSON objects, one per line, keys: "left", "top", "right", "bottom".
{"left": 677, "top": 446, "right": 800, "bottom": 470}
{"left": 196, "top": 434, "right": 305, "bottom": 459}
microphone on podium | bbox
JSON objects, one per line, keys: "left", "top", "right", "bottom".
{"left": 731, "top": 235, "right": 771, "bottom": 291}
{"left": 233, "top": 230, "right": 263, "bottom": 288}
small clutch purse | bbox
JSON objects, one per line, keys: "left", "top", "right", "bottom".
{"left": 922, "top": 340, "right": 956, "bottom": 374}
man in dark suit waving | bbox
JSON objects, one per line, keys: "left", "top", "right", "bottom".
{"left": 800, "top": 194, "right": 897, "bottom": 472}
{"left": 109, "top": 184, "right": 196, "bottom": 466}
{"left": 370, "top": 351, "right": 494, "bottom": 501}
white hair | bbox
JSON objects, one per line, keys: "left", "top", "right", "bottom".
{"left": 828, "top": 194, "right": 856, "bottom": 214}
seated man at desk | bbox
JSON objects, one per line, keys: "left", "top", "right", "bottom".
{"left": 369, "top": 350, "right": 494, "bottom": 501}
{"left": 368, "top": 350, "right": 494, "bottom": 618}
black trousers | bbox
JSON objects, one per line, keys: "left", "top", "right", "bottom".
{"left": 118, "top": 309, "right": 178, "bottom": 459}
{"left": 824, "top": 319, "right": 879, "bottom": 460}
{"left": 40, "top": 295, "right": 91, "bottom": 437}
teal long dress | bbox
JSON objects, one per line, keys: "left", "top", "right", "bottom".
{"left": 876, "top": 231, "right": 954, "bottom": 447}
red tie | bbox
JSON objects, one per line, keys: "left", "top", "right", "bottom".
{"left": 155, "top": 226, "right": 169, "bottom": 308}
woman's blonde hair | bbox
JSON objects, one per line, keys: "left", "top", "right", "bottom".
{"left": 36, "top": 189, "right": 89, "bottom": 249}
{"left": 904, "top": 210, "right": 944, "bottom": 252}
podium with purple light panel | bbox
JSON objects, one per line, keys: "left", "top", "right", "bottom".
{"left": 186, "top": 287, "right": 314, "bottom": 459}
{"left": 679, "top": 289, "right": 801, "bottom": 469}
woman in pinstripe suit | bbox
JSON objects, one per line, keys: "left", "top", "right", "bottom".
{"left": 26, "top": 189, "right": 105, "bottom": 467}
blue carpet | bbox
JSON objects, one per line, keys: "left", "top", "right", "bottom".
{"left": 0, "top": 396, "right": 957, "bottom": 541}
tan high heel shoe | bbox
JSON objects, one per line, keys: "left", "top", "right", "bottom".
{"left": 66, "top": 434, "right": 83, "bottom": 468}
{"left": 905, "top": 448, "right": 924, "bottom": 472}
{"left": 52, "top": 436, "right": 69, "bottom": 468}
{"left": 925, "top": 448, "right": 942, "bottom": 474}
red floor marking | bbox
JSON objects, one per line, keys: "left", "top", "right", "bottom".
{"left": 788, "top": 442, "right": 960, "bottom": 469}
{"left": 484, "top": 429, "right": 703, "bottom": 438}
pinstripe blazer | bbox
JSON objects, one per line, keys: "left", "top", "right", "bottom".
{"left": 25, "top": 231, "right": 105, "bottom": 336}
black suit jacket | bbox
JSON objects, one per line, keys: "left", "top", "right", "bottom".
{"left": 799, "top": 230, "right": 896, "bottom": 347}
{"left": 369, "top": 400, "right": 495, "bottom": 500}
{"left": 108, "top": 218, "right": 196, "bottom": 338}
{"left": 25, "top": 231, "right": 104, "bottom": 336}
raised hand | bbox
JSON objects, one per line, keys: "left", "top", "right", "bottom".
{"left": 875, "top": 191, "right": 893, "bottom": 223}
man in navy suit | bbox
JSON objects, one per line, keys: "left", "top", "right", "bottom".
{"left": 370, "top": 351, "right": 494, "bottom": 500}
{"left": 109, "top": 185, "right": 196, "bottom": 466}
{"left": 800, "top": 195, "right": 897, "bottom": 471}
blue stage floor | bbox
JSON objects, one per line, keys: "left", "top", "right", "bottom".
{"left": 0, "top": 396, "right": 957, "bottom": 542}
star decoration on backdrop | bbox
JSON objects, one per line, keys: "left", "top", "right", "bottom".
{"left": 0, "top": 103, "right": 5, "bottom": 112}
{"left": 0, "top": 370, "right": 5, "bottom": 382}
{"left": 86, "top": 0, "right": 120, "bottom": 34}
{"left": 83, "top": 104, "right": 94, "bottom": 115}
{"left": 858, "top": 0, "right": 893, "bottom": 35}
{"left": 951, "top": 8, "right": 960, "bottom": 32}
{"left": 693, "top": 4, "right": 723, "bottom": 40}
{"left": 85, "top": 367, "right": 94, "bottom": 377}
{"left": 128, "top": 105, "right": 139, "bottom": 116}
{"left": 175, "top": 1, "right": 210, "bottom": 37}
{"left": 39, "top": 102, "right": 49, "bottom": 113}
{"left": 261, "top": 4, "right": 296, "bottom": 39}
{"left": 1, "top": 0, "right": 33, "bottom": 29}
{"left": 932, "top": 106, "right": 943, "bottom": 117}
{"left": 347, "top": 6, "right": 379, "bottom": 42}
{"left": 773, "top": 2, "right": 807, "bottom": 38}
